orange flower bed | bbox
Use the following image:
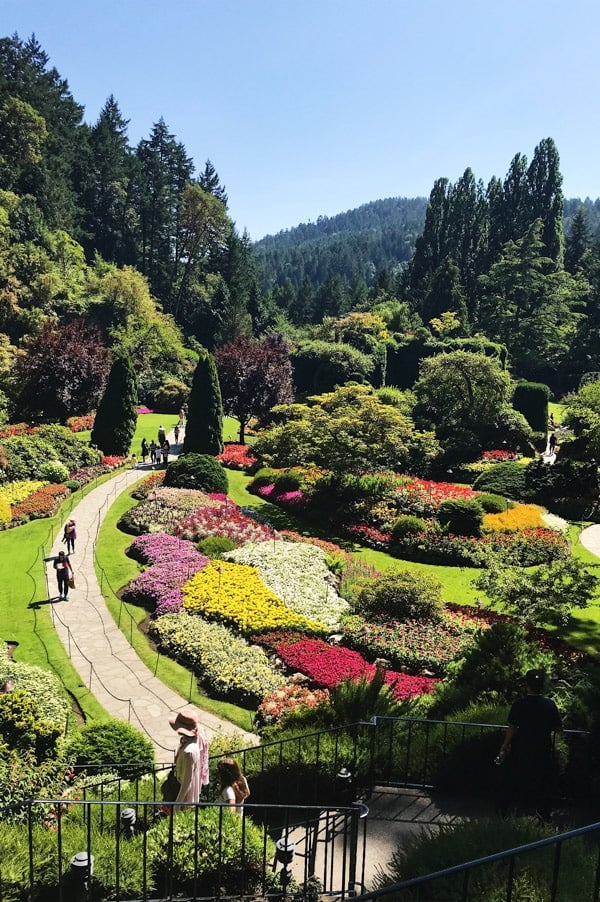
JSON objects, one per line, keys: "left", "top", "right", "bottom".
{"left": 11, "top": 484, "right": 70, "bottom": 521}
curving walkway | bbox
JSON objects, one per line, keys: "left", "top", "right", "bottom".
{"left": 579, "top": 524, "right": 600, "bottom": 558}
{"left": 45, "top": 440, "right": 255, "bottom": 761}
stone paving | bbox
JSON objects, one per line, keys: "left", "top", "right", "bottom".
{"left": 44, "top": 436, "right": 255, "bottom": 762}
{"left": 579, "top": 523, "right": 600, "bottom": 558}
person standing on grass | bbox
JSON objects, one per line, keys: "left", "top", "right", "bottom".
{"left": 53, "top": 550, "right": 74, "bottom": 601}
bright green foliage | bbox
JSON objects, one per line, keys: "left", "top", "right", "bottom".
{"left": 291, "top": 339, "right": 375, "bottom": 393}
{"left": 254, "top": 383, "right": 440, "bottom": 475}
{"left": 0, "top": 689, "right": 61, "bottom": 762}
{"left": 329, "top": 673, "right": 402, "bottom": 724}
{"left": 196, "top": 535, "right": 237, "bottom": 558}
{"left": 0, "top": 430, "right": 99, "bottom": 480}
{"left": 476, "top": 493, "right": 509, "bottom": 513}
{"left": 391, "top": 514, "right": 428, "bottom": 538}
{"left": 475, "top": 559, "right": 599, "bottom": 628}
{"left": 64, "top": 720, "right": 155, "bottom": 778}
{"left": 38, "top": 460, "right": 69, "bottom": 483}
{"left": 563, "top": 379, "right": 600, "bottom": 461}
{"left": 512, "top": 381, "right": 551, "bottom": 431}
{"left": 472, "top": 461, "right": 527, "bottom": 499}
{"left": 183, "top": 349, "right": 223, "bottom": 455}
{"left": 164, "top": 453, "right": 228, "bottom": 494}
{"left": 438, "top": 499, "right": 484, "bottom": 537}
{"left": 91, "top": 353, "right": 138, "bottom": 455}
{"left": 354, "top": 569, "right": 444, "bottom": 622}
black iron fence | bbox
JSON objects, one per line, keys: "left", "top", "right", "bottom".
{"left": 350, "top": 818, "right": 600, "bottom": 901}
{"left": 0, "top": 798, "right": 368, "bottom": 902}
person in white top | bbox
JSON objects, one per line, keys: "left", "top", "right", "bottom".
{"left": 217, "top": 757, "right": 250, "bottom": 814}
{"left": 168, "top": 708, "right": 209, "bottom": 809}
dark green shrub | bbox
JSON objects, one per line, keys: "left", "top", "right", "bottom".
{"left": 374, "top": 817, "right": 594, "bottom": 900}
{"left": 64, "top": 479, "right": 81, "bottom": 491}
{"left": 164, "top": 453, "right": 228, "bottom": 493}
{"left": 147, "top": 806, "right": 273, "bottom": 895}
{"left": 183, "top": 349, "right": 223, "bottom": 455}
{"left": 1, "top": 435, "right": 60, "bottom": 480}
{"left": 512, "top": 381, "right": 551, "bottom": 432}
{"left": 64, "top": 720, "right": 155, "bottom": 779}
{"left": 91, "top": 354, "right": 138, "bottom": 455}
{"left": 472, "top": 461, "right": 527, "bottom": 498}
{"left": 154, "top": 378, "right": 188, "bottom": 412}
{"left": 354, "top": 570, "right": 444, "bottom": 622}
{"left": 438, "top": 498, "right": 484, "bottom": 536}
{"left": 197, "top": 535, "right": 237, "bottom": 557}
{"left": 477, "top": 493, "right": 511, "bottom": 513}
{"left": 273, "top": 470, "right": 302, "bottom": 492}
{"left": 35, "top": 424, "right": 101, "bottom": 470}
{"left": 525, "top": 458, "right": 599, "bottom": 502}
{"left": 391, "top": 514, "right": 428, "bottom": 538}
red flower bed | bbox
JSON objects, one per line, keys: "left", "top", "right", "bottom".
{"left": 257, "top": 631, "right": 438, "bottom": 700}
{"left": 398, "top": 478, "right": 479, "bottom": 509}
{"left": 65, "top": 415, "right": 95, "bottom": 433}
{"left": 11, "top": 484, "right": 70, "bottom": 521}
{"left": 101, "top": 455, "right": 126, "bottom": 467}
{"left": 0, "top": 423, "right": 35, "bottom": 439}
{"left": 480, "top": 449, "right": 517, "bottom": 462}
{"left": 216, "top": 443, "right": 257, "bottom": 470}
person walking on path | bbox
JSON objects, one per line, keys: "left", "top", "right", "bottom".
{"left": 217, "top": 757, "right": 250, "bottom": 813}
{"left": 549, "top": 432, "right": 557, "bottom": 455}
{"left": 173, "top": 424, "right": 180, "bottom": 445}
{"left": 158, "top": 424, "right": 166, "bottom": 445}
{"left": 496, "top": 668, "right": 562, "bottom": 822}
{"left": 161, "top": 439, "right": 170, "bottom": 466}
{"left": 169, "top": 708, "right": 209, "bottom": 809}
{"left": 63, "top": 518, "right": 76, "bottom": 553}
{"left": 141, "top": 438, "right": 149, "bottom": 463}
{"left": 53, "top": 550, "right": 74, "bottom": 601}
{"left": 149, "top": 440, "right": 158, "bottom": 465}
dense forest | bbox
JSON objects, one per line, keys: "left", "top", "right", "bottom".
{"left": 1, "top": 31, "right": 600, "bottom": 430}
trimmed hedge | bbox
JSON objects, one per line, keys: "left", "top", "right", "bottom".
{"left": 164, "top": 453, "right": 228, "bottom": 493}
{"left": 472, "top": 461, "right": 527, "bottom": 499}
{"left": 512, "top": 381, "right": 551, "bottom": 432}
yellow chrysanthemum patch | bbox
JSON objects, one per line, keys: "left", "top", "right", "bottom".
{"left": 0, "top": 480, "right": 47, "bottom": 506}
{"left": 483, "top": 503, "right": 546, "bottom": 532}
{"left": 182, "top": 560, "right": 325, "bottom": 634}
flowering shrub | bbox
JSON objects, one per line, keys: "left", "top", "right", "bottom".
{"left": 10, "top": 484, "right": 70, "bottom": 522}
{"left": 65, "top": 415, "right": 94, "bottom": 432}
{"left": 101, "top": 455, "right": 126, "bottom": 468}
{"left": 223, "top": 541, "right": 349, "bottom": 629}
{"left": 175, "top": 500, "right": 276, "bottom": 546}
{"left": 0, "top": 423, "right": 35, "bottom": 439}
{"left": 256, "top": 684, "right": 330, "bottom": 727}
{"left": 136, "top": 405, "right": 154, "bottom": 414}
{"left": 0, "top": 480, "right": 47, "bottom": 506}
{"left": 68, "top": 463, "right": 120, "bottom": 486}
{"left": 342, "top": 611, "right": 486, "bottom": 676}
{"left": 256, "top": 632, "right": 438, "bottom": 700}
{"left": 182, "top": 561, "right": 326, "bottom": 634}
{"left": 395, "top": 478, "right": 479, "bottom": 518}
{"left": 483, "top": 503, "right": 545, "bottom": 532}
{"left": 149, "top": 612, "right": 284, "bottom": 704}
{"left": 123, "top": 533, "right": 209, "bottom": 616}
{"left": 216, "top": 443, "right": 258, "bottom": 470}
{"left": 130, "top": 472, "right": 165, "bottom": 500}
{"left": 256, "top": 484, "right": 306, "bottom": 507}
{"left": 120, "top": 487, "right": 221, "bottom": 535}
{"left": 480, "top": 449, "right": 518, "bottom": 462}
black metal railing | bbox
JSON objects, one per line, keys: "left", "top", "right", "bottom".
{"left": 350, "top": 818, "right": 600, "bottom": 901}
{"left": 0, "top": 798, "right": 368, "bottom": 902}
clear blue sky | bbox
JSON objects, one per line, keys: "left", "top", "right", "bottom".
{"left": 4, "top": 0, "right": 600, "bottom": 240}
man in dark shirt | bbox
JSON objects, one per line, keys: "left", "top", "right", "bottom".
{"left": 497, "top": 668, "right": 562, "bottom": 822}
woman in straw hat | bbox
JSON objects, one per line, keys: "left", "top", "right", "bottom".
{"left": 168, "top": 707, "right": 209, "bottom": 807}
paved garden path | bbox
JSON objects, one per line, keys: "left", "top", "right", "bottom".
{"left": 44, "top": 436, "right": 255, "bottom": 762}
{"left": 579, "top": 523, "right": 600, "bottom": 558}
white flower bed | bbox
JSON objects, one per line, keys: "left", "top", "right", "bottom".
{"left": 224, "top": 540, "right": 350, "bottom": 630}
{"left": 541, "top": 512, "right": 570, "bottom": 535}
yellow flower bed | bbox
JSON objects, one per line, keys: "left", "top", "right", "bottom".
{"left": 182, "top": 560, "right": 325, "bottom": 634}
{"left": 483, "top": 503, "right": 546, "bottom": 532}
{"left": 0, "top": 480, "right": 47, "bottom": 506}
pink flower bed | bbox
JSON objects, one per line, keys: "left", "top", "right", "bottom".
{"left": 136, "top": 406, "right": 154, "bottom": 414}
{"left": 257, "top": 632, "right": 438, "bottom": 700}
{"left": 257, "top": 485, "right": 305, "bottom": 506}
{"left": 257, "top": 684, "right": 331, "bottom": 727}
{"left": 123, "top": 533, "right": 209, "bottom": 616}
{"left": 174, "top": 499, "right": 276, "bottom": 546}
{"left": 216, "top": 443, "right": 257, "bottom": 470}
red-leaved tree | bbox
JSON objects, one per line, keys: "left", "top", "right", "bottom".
{"left": 16, "top": 319, "right": 111, "bottom": 421}
{"left": 215, "top": 334, "right": 293, "bottom": 443}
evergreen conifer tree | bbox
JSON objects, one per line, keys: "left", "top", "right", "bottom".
{"left": 90, "top": 353, "right": 138, "bottom": 455}
{"left": 183, "top": 349, "right": 223, "bottom": 455}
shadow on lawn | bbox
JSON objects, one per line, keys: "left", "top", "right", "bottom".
{"left": 246, "top": 498, "right": 357, "bottom": 551}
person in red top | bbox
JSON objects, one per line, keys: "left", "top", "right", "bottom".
{"left": 496, "top": 668, "right": 562, "bottom": 822}
{"left": 53, "top": 550, "right": 74, "bottom": 601}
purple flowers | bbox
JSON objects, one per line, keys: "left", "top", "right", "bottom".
{"left": 124, "top": 532, "right": 209, "bottom": 616}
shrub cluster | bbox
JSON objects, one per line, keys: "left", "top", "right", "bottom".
{"left": 164, "top": 453, "right": 228, "bottom": 494}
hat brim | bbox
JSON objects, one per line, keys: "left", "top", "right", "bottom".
{"left": 168, "top": 713, "right": 198, "bottom": 736}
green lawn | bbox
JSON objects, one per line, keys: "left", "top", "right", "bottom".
{"left": 0, "top": 480, "right": 117, "bottom": 723}
{"left": 75, "top": 413, "right": 180, "bottom": 454}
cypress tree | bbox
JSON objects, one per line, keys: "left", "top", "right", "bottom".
{"left": 90, "top": 353, "right": 138, "bottom": 455}
{"left": 183, "top": 349, "right": 223, "bottom": 455}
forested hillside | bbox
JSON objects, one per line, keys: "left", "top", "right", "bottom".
{"left": 2, "top": 30, "right": 600, "bottom": 429}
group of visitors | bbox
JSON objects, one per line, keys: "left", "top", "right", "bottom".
{"left": 140, "top": 435, "right": 170, "bottom": 466}
{"left": 165, "top": 708, "right": 250, "bottom": 813}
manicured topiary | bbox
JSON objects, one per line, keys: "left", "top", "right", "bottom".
{"left": 391, "top": 514, "right": 428, "bottom": 540}
{"left": 164, "top": 453, "right": 228, "bottom": 494}
{"left": 437, "top": 498, "right": 484, "bottom": 537}
{"left": 91, "top": 353, "right": 138, "bottom": 455}
{"left": 476, "top": 493, "right": 511, "bottom": 514}
{"left": 64, "top": 720, "right": 155, "bottom": 778}
{"left": 472, "top": 461, "right": 527, "bottom": 499}
{"left": 354, "top": 570, "right": 444, "bottom": 623}
{"left": 512, "top": 381, "right": 551, "bottom": 432}
{"left": 183, "top": 350, "right": 223, "bottom": 455}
